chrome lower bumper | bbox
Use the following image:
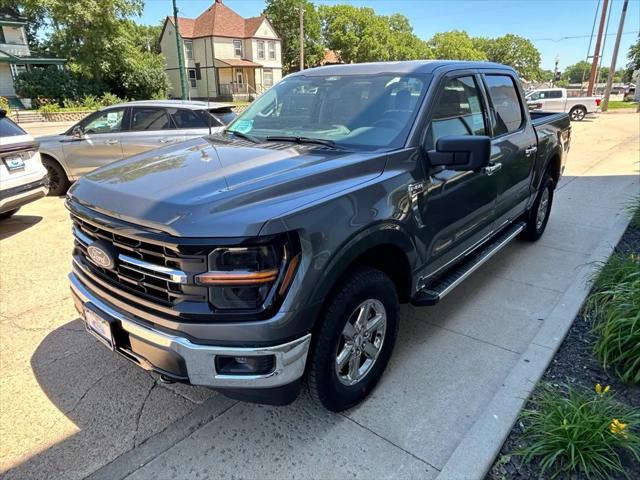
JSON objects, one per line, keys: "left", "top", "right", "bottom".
{"left": 69, "top": 273, "right": 311, "bottom": 389}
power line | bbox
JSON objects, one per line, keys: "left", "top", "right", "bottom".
{"left": 530, "top": 30, "right": 638, "bottom": 42}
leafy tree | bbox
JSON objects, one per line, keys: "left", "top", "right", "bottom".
{"left": 427, "top": 30, "right": 486, "bottom": 61}
{"left": 624, "top": 34, "right": 640, "bottom": 82}
{"left": 319, "top": 5, "right": 430, "bottom": 64}
{"left": 475, "top": 34, "right": 541, "bottom": 80}
{"left": 561, "top": 60, "right": 592, "bottom": 84}
{"left": 13, "top": 67, "right": 101, "bottom": 106}
{"left": 264, "top": 0, "right": 324, "bottom": 73}
{"left": 538, "top": 69, "right": 554, "bottom": 82}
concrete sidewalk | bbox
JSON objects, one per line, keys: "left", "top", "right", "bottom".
{"left": 1, "top": 113, "right": 638, "bottom": 480}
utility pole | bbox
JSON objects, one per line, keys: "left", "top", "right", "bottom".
{"left": 602, "top": 0, "right": 629, "bottom": 111}
{"left": 552, "top": 54, "right": 560, "bottom": 87}
{"left": 172, "top": 0, "right": 188, "bottom": 100}
{"left": 587, "top": 0, "right": 609, "bottom": 96}
{"left": 299, "top": 5, "right": 305, "bottom": 71}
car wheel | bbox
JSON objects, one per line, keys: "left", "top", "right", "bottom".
{"left": 569, "top": 106, "right": 586, "bottom": 121}
{"left": 308, "top": 267, "right": 399, "bottom": 411}
{"left": 42, "top": 157, "right": 70, "bottom": 196}
{"left": 0, "top": 208, "right": 19, "bottom": 219}
{"left": 521, "top": 173, "right": 554, "bottom": 241}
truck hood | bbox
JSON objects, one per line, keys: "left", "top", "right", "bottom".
{"left": 69, "top": 136, "right": 386, "bottom": 237}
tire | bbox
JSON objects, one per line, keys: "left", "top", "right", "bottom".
{"left": 0, "top": 208, "right": 19, "bottom": 219}
{"left": 42, "top": 156, "right": 70, "bottom": 196}
{"left": 520, "top": 173, "right": 554, "bottom": 241}
{"left": 307, "top": 267, "right": 399, "bottom": 412}
{"left": 569, "top": 106, "right": 586, "bottom": 122}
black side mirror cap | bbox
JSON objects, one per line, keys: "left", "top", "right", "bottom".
{"left": 427, "top": 135, "right": 491, "bottom": 172}
{"left": 0, "top": 109, "right": 6, "bottom": 118}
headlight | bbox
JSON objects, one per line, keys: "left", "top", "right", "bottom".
{"left": 195, "top": 239, "right": 300, "bottom": 311}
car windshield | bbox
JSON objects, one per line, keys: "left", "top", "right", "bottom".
{"left": 226, "top": 73, "right": 429, "bottom": 150}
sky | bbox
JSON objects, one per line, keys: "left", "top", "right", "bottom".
{"left": 139, "top": 0, "right": 640, "bottom": 71}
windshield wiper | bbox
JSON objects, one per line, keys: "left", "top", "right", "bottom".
{"left": 265, "top": 136, "right": 342, "bottom": 149}
{"left": 225, "top": 130, "right": 261, "bottom": 143}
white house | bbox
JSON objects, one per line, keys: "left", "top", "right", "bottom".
{"left": 159, "top": 0, "right": 283, "bottom": 101}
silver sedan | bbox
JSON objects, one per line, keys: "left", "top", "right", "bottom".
{"left": 38, "top": 100, "right": 237, "bottom": 195}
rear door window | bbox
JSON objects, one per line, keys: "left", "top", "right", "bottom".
{"left": 130, "top": 108, "right": 171, "bottom": 131}
{"left": 548, "top": 90, "right": 563, "bottom": 99}
{"left": 484, "top": 75, "right": 524, "bottom": 136}
{"left": 427, "top": 75, "right": 486, "bottom": 149}
{"left": 0, "top": 117, "right": 27, "bottom": 137}
{"left": 168, "top": 108, "right": 207, "bottom": 129}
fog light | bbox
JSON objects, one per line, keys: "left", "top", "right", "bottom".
{"left": 215, "top": 355, "right": 275, "bottom": 375}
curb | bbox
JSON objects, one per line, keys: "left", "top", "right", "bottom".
{"left": 436, "top": 212, "right": 631, "bottom": 480}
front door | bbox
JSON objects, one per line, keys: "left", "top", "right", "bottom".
{"left": 61, "top": 107, "right": 126, "bottom": 177}
{"left": 418, "top": 74, "right": 497, "bottom": 277}
{"left": 481, "top": 73, "right": 538, "bottom": 226}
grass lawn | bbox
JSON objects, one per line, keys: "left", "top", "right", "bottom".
{"left": 605, "top": 100, "right": 638, "bottom": 110}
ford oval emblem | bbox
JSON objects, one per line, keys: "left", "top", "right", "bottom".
{"left": 87, "top": 241, "right": 116, "bottom": 270}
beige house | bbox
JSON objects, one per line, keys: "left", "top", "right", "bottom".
{"left": 0, "top": 10, "right": 65, "bottom": 108}
{"left": 159, "top": 0, "right": 282, "bottom": 101}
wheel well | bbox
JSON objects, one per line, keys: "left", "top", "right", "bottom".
{"left": 546, "top": 154, "right": 561, "bottom": 187}
{"left": 350, "top": 244, "right": 412, "bottom": 303}
{"left": 570, "top": 104, "right": 586, "bottom": 112}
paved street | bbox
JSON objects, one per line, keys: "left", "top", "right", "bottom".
{"left": 1, "top": 112, "right": 638, "bottom": 479}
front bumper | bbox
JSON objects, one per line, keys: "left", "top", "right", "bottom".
{"left": 69, "top": 272, "right": 311, "bottom": 390}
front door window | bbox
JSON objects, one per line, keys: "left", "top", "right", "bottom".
{"left": 235, "top": 69, "right": 243, "bottom": 85}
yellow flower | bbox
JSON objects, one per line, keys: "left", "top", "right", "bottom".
{"left": 609, "top": 419, "right": 628, "bottom": 436}
{"left": 595, "top": 384, "right": 610, "bottom": 395}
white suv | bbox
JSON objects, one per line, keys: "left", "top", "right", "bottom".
{"left": 0, "top": 109, "right": 48, "bottom": 219}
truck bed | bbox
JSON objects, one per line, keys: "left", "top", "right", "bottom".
{"left": 529, "top": 110, "right": 569, "bottom": 128}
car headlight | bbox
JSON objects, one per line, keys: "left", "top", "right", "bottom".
{"left": 195, "top": 238, "right": 300, "bottom": 311}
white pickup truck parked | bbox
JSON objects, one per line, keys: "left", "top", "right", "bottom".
{"left": 525, "top": 88, "right": 600, "bottom": 121}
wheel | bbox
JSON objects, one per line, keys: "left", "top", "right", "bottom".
{"left": 42, "top": 156, "right": 70, "bottom": 196}
{"left": 0, "top": 208, "right": 19, "bottom": 219}
{"left": 308, "top": 267, "right": 399, "bottom": 411}
{"left": 521, "top": 173, "right": 554, "bottom": 241}
{"left": 569, "top": 106, "right": 586, "bottom": 122}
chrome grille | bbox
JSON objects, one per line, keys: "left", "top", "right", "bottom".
{"left": 71, "top": 214, "right": 208, "bottom": 307}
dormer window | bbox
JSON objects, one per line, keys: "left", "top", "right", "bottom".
{"left": 268, "top": 41, "right": 275, "bottom": 60}
{"left": 233, "top": 39, "right": 242, "bottom": 57}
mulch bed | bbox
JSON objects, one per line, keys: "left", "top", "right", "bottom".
{"left": 487, "top": 221, "right": 640, "bottom": 480}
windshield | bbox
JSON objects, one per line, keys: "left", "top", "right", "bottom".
{"left": 226, "top": 73, "right": 429, "bottom": 150}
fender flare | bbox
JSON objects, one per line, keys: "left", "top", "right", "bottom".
{"left": 309, "top": 221, "right": 419, "bottom": 306}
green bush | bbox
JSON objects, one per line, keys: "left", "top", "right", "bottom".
{"left": 13, "top": 67, "right": 101, "bottom": 108}
{"left": 518, "top": 384, "right": 640, "bottom": 478}
{"left": 589, "top": 253, "right": 640, "bottom": 384}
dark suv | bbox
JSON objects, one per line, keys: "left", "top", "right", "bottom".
{"left": 67, "top": 61, "right": 571, "bottom": 411}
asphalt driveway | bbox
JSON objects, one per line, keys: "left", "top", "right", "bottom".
{"left": 0, "top": 112, "right": 638, "bottom": 479}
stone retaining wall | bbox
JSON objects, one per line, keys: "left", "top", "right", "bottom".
{"left": 39, "top": 111, "right": 92, "bottom": 122}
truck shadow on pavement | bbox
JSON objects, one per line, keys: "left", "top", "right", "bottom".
{"left": 0, "top": 215, "right": 42, "bottom": 240}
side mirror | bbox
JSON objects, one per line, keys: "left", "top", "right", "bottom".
{"left": 427, "top": 135, "right": 491, "bottom": 171}
{"left": 71, "top": 125, "right": 85, "bottom": 138}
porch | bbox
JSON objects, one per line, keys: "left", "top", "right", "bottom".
{"left": 0, "top": 50, "right": 66, "bottom": 107}
{"left": 214, "top": 58, "right": 271, "bottom": 101}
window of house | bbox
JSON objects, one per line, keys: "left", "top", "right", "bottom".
{"left": 257, "top": 41, "right": 265, "bottom": 60}
{"left": 131, "top": 107, "right": 171, "bottom": 131}
{"left": 427, "top": 76, "right": 486, "bottom": 149}
{"left": 263, "top": 69, "right": 273, "bottom": 87}
{"left": 188, "top": 69, "right": 197, "bottom": 88}
{"left": 268, "top": 41, "right": 275, "bottom": 60}
{"left": 233, "top": 40, "right": 242, "bottom": 57}
{"left": 184, "top": 40, "right": 193, "bottom": 60}
{"left": 484, "top": 75, "right": 524, "bottom": 136}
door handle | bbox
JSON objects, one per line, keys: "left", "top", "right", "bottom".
{"left": 483, "top": 162, "right": 502, "bottom": 176}
{"left": 525, "top": 145, "right": 537, "bottom": 157}
{"left": 104, "top": 138, "right": 119, "bottom": 145}
{"left": 159, "top": 137, "right": 175, "bottom": 144}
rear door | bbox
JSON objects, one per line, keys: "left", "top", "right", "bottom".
{"left": 481, "top": 72, "right": 537, "bottom": 227}
{"left": 542, "top": 89, "right": 565, "bottom": 112}
{"left": 166, "top": 108, "right": 211, "bottom": 140}
{"left": 61, "top": 107, "right": 127, "bottom": 176}
{"left": 417, "top": 72, "right": 498, "bottom": 275}
{"left": 120, "top": 107, "right": 181, "bottom": 157}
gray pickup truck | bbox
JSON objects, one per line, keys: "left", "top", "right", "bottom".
{"left": 66, "top": 61, "right": 571, "bottom": 411}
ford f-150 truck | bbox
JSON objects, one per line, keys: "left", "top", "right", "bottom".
{"left": 525, "top": 87, "right": 600, "bottom": 121}
{"left": 66, "top": 61, "right": 571, "bottom": 411}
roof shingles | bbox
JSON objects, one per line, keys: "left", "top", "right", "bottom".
{"left": 169, "top": 1, "right": 278, "bottom": 40}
